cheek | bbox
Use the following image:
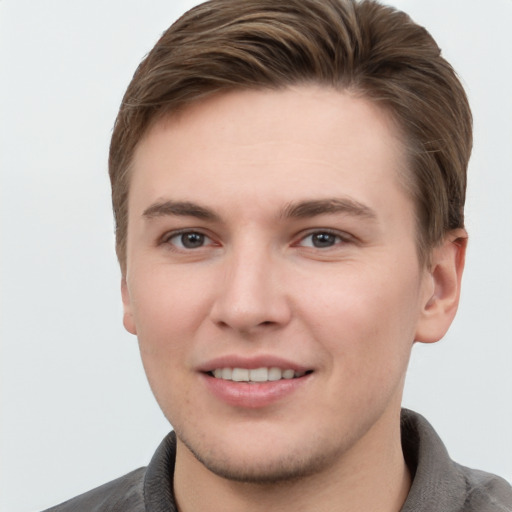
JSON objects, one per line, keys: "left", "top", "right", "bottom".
{"left": 303, "top": 284, "right": 417, "bottom": 418}
{"left": 296, "top": 264, "right": 421, "bottom": 372}
{"left": 130, "top": 267, "right": 211, "bottom": 351}
{"left": 128, "top": 269, "right": 204, "bottom": 420}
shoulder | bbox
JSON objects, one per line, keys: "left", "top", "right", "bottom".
{"left": 457, "top": 464, "right": 512, "bottom": 512}
{"left": 41, "top": 431, "right": 178, "bottom": 512}
{"left": 41, "top": 467, "right": 146, "bottom": 512}
{"left": 401, "top": 409, "right": 512, "bottom": 511}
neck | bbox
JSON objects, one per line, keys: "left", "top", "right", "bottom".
{"left": 173, "top": 409, "right": 411, "bottom": 512}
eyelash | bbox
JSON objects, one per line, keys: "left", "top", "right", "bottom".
{"left": 161, "top": 229, "right": 217, "bottom": 251}
{"left": 161, "top": 228, "right": 351, "bottom": 251}
{"left": 294, "top": 229, "right": 351, "bottom": 249}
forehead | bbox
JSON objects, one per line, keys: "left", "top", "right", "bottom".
{"left": 130, "top": 86, "right": 410, "bottom": 221}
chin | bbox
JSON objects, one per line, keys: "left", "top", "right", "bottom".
{"left": 176, "top": 424, "right": 343, "bottom": 484}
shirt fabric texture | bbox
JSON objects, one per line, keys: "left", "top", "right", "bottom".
{"left": 43, "top": 409, "right": 512, "bottom": 511}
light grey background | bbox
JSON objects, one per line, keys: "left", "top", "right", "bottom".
{"left": 1, "top": 1, "right": 511, "bottom": 511}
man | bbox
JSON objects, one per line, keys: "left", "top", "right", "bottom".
{"left": 44, "top": 0, "right": 512, "bottom": 510}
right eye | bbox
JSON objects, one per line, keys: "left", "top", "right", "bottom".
{"left": 165, "top": 231, "right": 213, "bottom": 250}
{"left": 298, "top": 231, "right": 343, "bottom": 249}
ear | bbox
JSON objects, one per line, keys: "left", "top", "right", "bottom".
{"left": 121, "top": 276, "right": 137, "bottom": 335}
{"left": 415, "top": 229, "right": 467, "bottom": 344}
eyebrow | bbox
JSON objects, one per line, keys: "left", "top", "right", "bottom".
{"left": 142, "top": 197, "right": 377, "bottom": 223}
{"left": 142, "top": 200, "right": 220, "bottom": 221}
{"left": 280, "top": 198, "right": 377, "bottom": 220}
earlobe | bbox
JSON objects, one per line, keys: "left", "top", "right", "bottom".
{"left": 121, "top": 276, "right": 137, "bottom": 335}
{"left": 415, "top": 229, "right": 467, "bottom": 344}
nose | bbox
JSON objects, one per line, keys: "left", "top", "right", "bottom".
{"left": 209, "top": 243, "right": 292, "bottom": 334}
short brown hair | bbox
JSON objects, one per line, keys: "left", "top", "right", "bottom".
{"left": 109, "top": 0, "right": 472, "bottom": 272}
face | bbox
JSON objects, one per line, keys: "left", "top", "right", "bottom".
{"left": 122, "top": 86, "right": 437, "bottom": 482}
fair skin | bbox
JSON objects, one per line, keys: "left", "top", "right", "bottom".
{"left": 122, "top": 86, "right": 466, "bottom": 512}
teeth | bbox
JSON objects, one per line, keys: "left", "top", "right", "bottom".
{"left": 249, "top": 367, "right": 268, "bottom": 382}
{"left": 268, "top": 367, "right": 282, "bottom": 381}
{"left": 232, "top": 368, "right": 249, "bottom": 382}
{"left": 221, "top": 368, "right": 232, "bottom": 380}
{"left": 210, "top": 367, "right": 307, "bottom": 382}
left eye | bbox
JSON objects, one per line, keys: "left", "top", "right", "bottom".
{"left": 168, "top": 231, "right": 212, "bottom": 249}
{"left": 298, "top": 231, "right": 343, "bottom": 248}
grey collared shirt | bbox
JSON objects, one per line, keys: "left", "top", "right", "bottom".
{"left": 43, "top": 409, "right": 512, "bottom": 511}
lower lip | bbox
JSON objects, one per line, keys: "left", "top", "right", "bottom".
{"left": 201, "top": 373, "right": 312, "bottom": 409}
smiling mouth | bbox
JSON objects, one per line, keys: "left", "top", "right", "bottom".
{"left": 207, "top": 367, "right": 313, "bottom": 383}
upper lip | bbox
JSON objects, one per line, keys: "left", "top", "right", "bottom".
{"left": 197, "top": 355, "right": 312, "bottom": 373}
